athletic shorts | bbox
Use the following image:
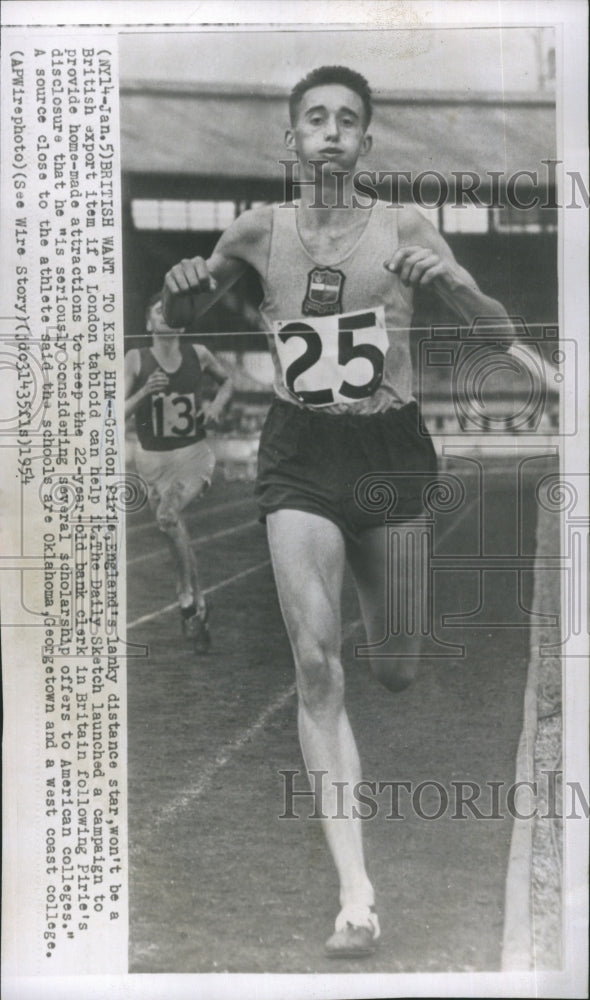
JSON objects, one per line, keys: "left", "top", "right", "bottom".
{"left": 135, "top": 438, "right": 215, "bottom": 520}
{"left": 255, "top": 399, "right": 437, "bottom": 539}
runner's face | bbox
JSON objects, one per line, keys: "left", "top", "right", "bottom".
{"left": 286, "top": 84, "right": 371, "bottom": 177}
{"left": 147, "top": 301, "right": 181, "bottom": 336}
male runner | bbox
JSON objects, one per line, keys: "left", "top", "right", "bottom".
{"left": 162, "top": 66, "right": 514, "bottom": 955}
{"left": 125, "top": 294, "right": 233, "bottom": 653}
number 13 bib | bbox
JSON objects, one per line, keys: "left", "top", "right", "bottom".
{"left": 151, "top": 391, "right": 202, "bottom": 438}
{"left": 273, "top": 306, "right": 388, "bottom": 407}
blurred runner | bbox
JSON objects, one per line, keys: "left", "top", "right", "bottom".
{"left": 125, "top": 294, "right": 233, "bottom": 652}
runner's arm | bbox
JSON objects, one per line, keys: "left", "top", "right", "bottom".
{"left": 124, "top": 349, "right": 169, "bottom": 419}
{"left": 162, "top": 208, "right": 270, "bottom": 328}
{"left": 392, "top": 207, "right": 514, "bottom": 338}
{"left": 193, "top": 345, "right": 234, "bottom": 424}
{"left": 393, "top": 208, "right": 553, "bottom": 386}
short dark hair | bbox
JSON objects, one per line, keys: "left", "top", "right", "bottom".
{"left": 145, "top": 292, "right": 162, "bottom": 321}
{"left": 289, "top": 66, "right": 373, "bottom": 127}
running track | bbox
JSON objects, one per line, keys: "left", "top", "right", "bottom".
{"left": 126, "top": 452, "right": 558, "bottom": 973}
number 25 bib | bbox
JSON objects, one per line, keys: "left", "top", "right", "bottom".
{"left": 273, "top": 306, "right": 388, "bottom": 407}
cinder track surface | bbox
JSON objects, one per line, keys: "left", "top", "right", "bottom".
{"left": 127, "top": 455, "right": 556, "bottom": 973}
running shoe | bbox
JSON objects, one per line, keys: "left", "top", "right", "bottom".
{"left": 184, "top": 598, "right": 211, "bottom": 654}
{"left": 324, "top": 905, "right": 380, "bottom": 959}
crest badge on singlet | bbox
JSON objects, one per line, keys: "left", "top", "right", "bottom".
{"left": 302, "top": 266, "right": 345, "bottom": 316}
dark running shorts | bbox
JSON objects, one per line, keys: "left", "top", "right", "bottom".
{"left": 255, "top": 398, "right": 438, "bottom": 539}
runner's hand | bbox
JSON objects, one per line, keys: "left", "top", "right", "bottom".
{"left": 200, "top": 401, "right": 222, "bottom": 427}
{"left": 144, "top": 370, "right": 169, "bottom": 395}
{"left": 384, "top": 245, "right": 449, "bottom": 287}
{"left": 164, "top": 257, "right": 218, "bottom": 297}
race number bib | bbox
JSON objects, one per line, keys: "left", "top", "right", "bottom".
{"left": 273, "top": 306, "right": 388, "bottom": 407}
{"left": 151, "top": 391, "right": 202, "bottom": 438}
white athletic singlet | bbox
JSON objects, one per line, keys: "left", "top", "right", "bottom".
{"left": 259, "top": 201, "right": 414, "bottom": 415}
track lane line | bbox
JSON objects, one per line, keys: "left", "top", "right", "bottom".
{"left": 152, "top": 685, "right": 298, "bottom": 830}
{"left": 151, "top": 618, "right": 364, "bottom": 829}
{"left": 125, "top": 462, "right": 506, "bottom": 542}
{"left": 128, "top": 518, "right": 259, "bottom": 568}
{"left": 139, "top": 485, "right": 510, "bottom": 829}
{"left": 127, "top": 559, "right": 271, "bottom": 629}
{"left": 127, "top": 456, "right": 510, "bottom": 539}
{"left": 127, "top": 495, "right": 481, "bottom": 637}
{"left": 127, "top": 494, "right": 256, "bottom": 539}
{"left": 131, "top": 486, "right": 490, "bottom": 831}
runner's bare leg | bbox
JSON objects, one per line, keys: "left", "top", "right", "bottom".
{"left": 347, "top": 524, "right": 422, "bottom": 691}
{"left": 267, "top": 508, "right": 375, "bottom": 910}
{"left": 155, "top": 502, "right": 204, "bottom": 610}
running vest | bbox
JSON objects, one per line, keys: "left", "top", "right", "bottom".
{"left": 259, "top": 201, "right": 414, "bottom": 414}
{"left": 135, "top": 343, "right": 206, "bottom": 451}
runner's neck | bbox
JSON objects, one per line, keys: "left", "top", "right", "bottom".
{"left": 297, "top": 174, "right": 359, "bottom": 226}
{"left": 151, "top": 335, "right": 182, "bottom": 368}
{"left": 295, "top": 200, "right": 372, "bottom": 263}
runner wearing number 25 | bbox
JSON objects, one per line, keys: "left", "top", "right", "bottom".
{"left": 162, "top": 67, "right": 515, "bottom": 956}
{"left": 125, "top": 294, "right": 233, "bottom": 653}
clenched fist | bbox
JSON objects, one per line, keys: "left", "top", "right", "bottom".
{"left": 143, "top": 370, "right": 170, "bottom": 395}
{"left": 164, "top": 257, "right": 218, "bottom": 297}
{"left": 384, "top": 245, "right": 450, "bottom": 287}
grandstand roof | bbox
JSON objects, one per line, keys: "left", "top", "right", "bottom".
{"left": 120, "top": 81, "right": 556, "bottom": 187}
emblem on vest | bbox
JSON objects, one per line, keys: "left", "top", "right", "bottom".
{"left": 302, "top": 267, "right": 345, "bottom": 316}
